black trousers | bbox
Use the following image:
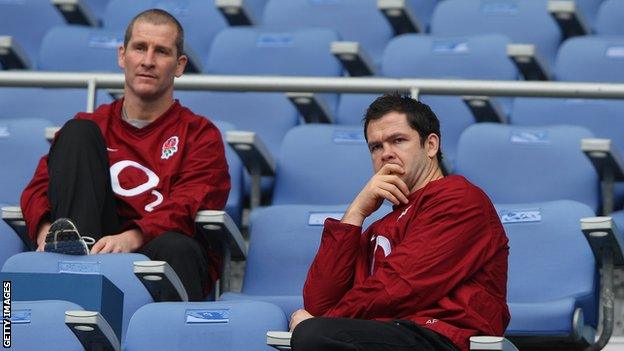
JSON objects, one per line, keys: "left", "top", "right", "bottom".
{"left": 291, "top": 318, "right": 460, "bottom": 351}
{"left": 47, "top": 119, "right": 209, "bottom": 301}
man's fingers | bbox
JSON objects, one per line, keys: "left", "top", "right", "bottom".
{"left": 378, "top": 182, "right": 409, "bottom": 204}
{"left": 378, "top": 163, "right": 405, "bottom": 175}
{"left": 90, "top": 239, "right": 106, "bottom": 254}
{"left": 377, "top": 188, "right": 401, "bottom": 206}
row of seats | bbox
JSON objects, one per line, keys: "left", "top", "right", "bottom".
{"left": 4, "top": 199, "right": 620, "bottom": 350}
{"left": 2, "top": 0, "right": 624, "bottom": 70}
{"left": 1, "top": 119, "right": 622, "bottom": 266}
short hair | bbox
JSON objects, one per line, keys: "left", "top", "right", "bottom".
{"left": 363, "top": 92, "right": 443, "bottom": 163}
{"left": 123, "top": 9, "right": 184, "bottom": 57}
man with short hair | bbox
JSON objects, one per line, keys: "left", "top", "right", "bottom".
{"left": 290, "top": 93, "right": 509, "bottom": 351}
{"left": 21, "top": 9, "right": 230, "bottom": 300}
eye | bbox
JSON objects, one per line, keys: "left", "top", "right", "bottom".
{"left": 369, "top": 144, "right": 382, "bottom": 152}
{"left": 394, "top": 137, "right": 406, "bottom": 144}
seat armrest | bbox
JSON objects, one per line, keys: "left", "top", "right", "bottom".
{"left": 195, "top": 210, "right": 246, "bottom": 261}
{"left": 470, "top": 336, "right": 519, "bottom": 351}
{"left": 0, "top": 36, "right": 31, "bottom": 70}
{"left": 133, "top": 260, "right": 189, "bottom": 302}
{"left": 507, "top": 44, "right": 551, "bottom": 81}
{"left": 378, "top": 0, "right": 422, "bottom": 34}
{"left": 462, "top": 96, "right": 507, "bottom": 123}
{"left": 226, "top": 131, "right": 276, "bottom": 177}
{"left": 226, "top": 131, "right": 276, "bottom": 209}
{"left": 1, "top": 206, "right": 33, "bottom": 250}
{"left": 581, "top": 139, "right": 624, "bottom": 182}
{"left": 582, "top": 138, "right": 624, "bottom": 214}
{"left": 51, "top": 0, "right": 99, "bottom": 26}
{"left": 65, "top": 310, "right": 120, "bottom": 351}
{"left": 286, "top": 92, "right": 334, "bottom": 124}
{"left": 331, "top": 41, "right": 377, "bottom": 77}
{"left": 267, "top": 331, "right": 292, "bottom": 350}
{"left": 216, "top": 0, "right": 257, "bottom": 25}
{"left": 196, "top": 210, "right": 246, "bottom": 294}
{"left": 581, "top": 217, "right": 624, "bottom": 266}
{"left": 548, "top": 0, "right": 590, "bottom": 39}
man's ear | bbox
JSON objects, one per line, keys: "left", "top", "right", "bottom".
{"left": 174, "top": 54, "right": 188, "bottom": 77}
{"left": 425, "top": 133, "right": 440, "bottom": 159}
{"left": 118, "top": 45, "right": 126, "bottom": 70}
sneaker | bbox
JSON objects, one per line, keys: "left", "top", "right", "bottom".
{"left": 44, "top": 218, "right": 95, "bottom": 255}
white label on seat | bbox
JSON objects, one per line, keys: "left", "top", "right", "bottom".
{"left": 256, "top": 34, "right": 294, "bottom": 47}
{"left": 606, "top": 46, "right": 624, "bottom": 59}
{"left": 58, "top": 261, "right": 101, "bottom": 274}
{"left": 432, "top": 41, "right": 469, "bottom": 55}
{"left": 510, "top": 130, "right": 549, "bottom": 144}
{"left": 0, "top": 126, "right": 10, "bottom": 138}
{"left": 308, "top": 212, "right": 344, "bottom": 225}
{"left": 333, "top": 130, "right": 365, "bottom": 144}
{"left": 185, "top": 309, "right": 229, "bottom": 324}
{"left": 480, "top": 2, "right": 519, "bottom": 15}
{"left": 11, "top": 309, "right": 31, "bottom": 324}
{"left": 88, "top": 35, "right": 123, "bottom": 49}
{"left": 499, "top": 209, "right": 541, "bottom": 224}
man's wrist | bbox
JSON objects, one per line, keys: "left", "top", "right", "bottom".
{"left": 341, "top": 206, "right": 365, "bottom": 227}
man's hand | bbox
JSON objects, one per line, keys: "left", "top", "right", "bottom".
{"left": 289, "top": 309, "right": 313, "bottom": 331}
{"left": 342, "top": 163, "right": 410, "bottom": 227}
{"left": 35, "top": 221, "right": 51, "bottom": 252}
{"left": 90, "top": 228, "right": 144, "bottom": 254}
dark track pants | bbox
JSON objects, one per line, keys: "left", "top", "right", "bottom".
{"left": 47, "top": 119, "right": 209, "bottom": 301}
{"left": 291, "top": 317, "right": 459, "bottom": 351}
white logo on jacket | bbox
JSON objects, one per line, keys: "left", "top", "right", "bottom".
{"left": 397, "top": 205, "right": 412, "bottom": 221}
{"left": 370, "top": 235, "right": 392, "bottom": 274}
{"left": 110, "top": 160, "right": 163, "bottom": 212}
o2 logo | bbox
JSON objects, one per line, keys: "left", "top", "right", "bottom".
{"left": 110, "top": 160, "right": 163, "bottom": 212}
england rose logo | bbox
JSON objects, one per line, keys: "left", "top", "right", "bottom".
{"left": 161, "top": 136, "right": 179, "bottom": 159}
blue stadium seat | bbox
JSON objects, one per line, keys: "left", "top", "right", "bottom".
{"left": 335, "top": 93, "right": 378, "bottom": 126}
{"left": 124, "top": 300, "right": 287, "bottom": 351}
{"left": 272, "top": 124, "right": 372, "bottom": 205}
{"left": 103, "top": 0, "right": 228, "bottom": 66}
{"left": 555, "top": 36, "right": 624, "bottom": 83}
{"left": 381, "top": 33, "right": 518, "bottom": 167}
{"left": 0, "top": 118, "right": 52, "bottom": 205}
{"left": 211, "top": 120, "right": 244, "bottom": 226}
{"left": 596, "top": 0, "right": 624, "bottom": 35}
{"left": 0, "top": 0, "right": 66, "bottom": 68}
{"left": 2, "top": 252, "right": 153, "bottom": 342}
{"left": 10, "top": 300, "right": 85, "bottom": 351}
{"left": 38, "top": 26, "right": 123, "bottom": 72}
{"left": 455, "top": 124, "right": 599, "bottom": 211}
{"left": 430, "top": 0, "right": 562, "bottom": 66}
{"left": 499, "top": 200, "right": 598, "bottom": 348}
{"left": 0, "top": 88, "right": 112, "bottom": 126}
{"left": 83, "top": 0, "right": 110, "bottom": 24}
{"left": 220, "top": 204, "right": 391, "bottom": 318}
{"left": 0, "top": 203, "right": 25, "bottom": 270}
{"left": 176, "top": 91, "right": 299, "bottom": 199}
{"left": 262, "top": 0, "right": 393, "bottom": 67}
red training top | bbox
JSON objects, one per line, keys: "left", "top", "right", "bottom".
{"left": 21, "top": 99, "right": 231, "bottom": 282}
{"left": 303, "top": 175, "right": 510, "bottom": 351}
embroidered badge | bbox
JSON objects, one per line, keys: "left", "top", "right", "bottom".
{"left": 161, "top": 136, "right": 179, "bottom": 159}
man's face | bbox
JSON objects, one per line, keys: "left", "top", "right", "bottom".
{"left": 118, "top": 20, "right": 187, "bottom": 102}
{"left": 366, "top": 111, "right": 438, "bottom": 191}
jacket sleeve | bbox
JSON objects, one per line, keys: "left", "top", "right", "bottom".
{"left": 303, "top": 218, "right": 364, "bottom": 316}
{"left": 20, "top": 155, "right": 51, "bottom": 243}
{"left": 314, "top": 185, "right": 505, "bottom": 320}
{"left": 133, "top": 122, "right": 231, "bottom": 243}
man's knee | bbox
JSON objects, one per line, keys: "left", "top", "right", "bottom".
{"left": 141, "top": 231, "right": 204, "bottom": 260}
{"left": 58, "top": 119, "right": 101, "bottom": 141}
{"left": 291, "top": 318, "right": 332, "bottom": 351}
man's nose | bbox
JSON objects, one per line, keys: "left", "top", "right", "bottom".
{"left": 141, "top": 49, "right": 156, "bottom": 67}
{"left": 381, "top": 146, "right": 396, "bottom": 162}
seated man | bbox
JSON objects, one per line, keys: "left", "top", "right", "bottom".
{"left": 20, "top": 9, "right": 230, "bottom": 301}
{"left": 290, "top": 93, "right": 509, "bottom": 351}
